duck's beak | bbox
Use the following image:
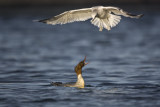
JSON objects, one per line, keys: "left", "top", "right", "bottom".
{"left": 84, "top": 56, "right": 89, "bottom": 65}
{"left": 85, "top": 62, "right": 89, "bottom": 65}
{"left": 84, "top": 56, "right": 86, "bottom": 62}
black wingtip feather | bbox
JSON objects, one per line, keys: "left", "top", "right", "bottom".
{"left": 127, "top": 13, "right": 144, "bottom": 18}
{"left": 138, "top": 14, "right": 144, "bottom": 18}
{"left": 33, "top": 19, "right": 49, "bottom": 23}
{"left": 38, "top": 19, "right": 48, "bottom": 23}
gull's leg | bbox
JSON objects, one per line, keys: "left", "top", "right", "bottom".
{"left": 99, "top": 26, "right": 103, "bottom": 31}
{"left": 107, "top": 26, "right": 111, "bottom": 31}
{"left": 99, "top": 20, "right": 103, "bottom": 31}
{"left": 91, "top": 17, "right": 95, "bottom": 23}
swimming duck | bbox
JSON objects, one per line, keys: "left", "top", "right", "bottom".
{"left": 38, "top": 6, "right": 143, "bottom": 31}
{"left": 51, "top": 56, "right": 88, "bottom": 88}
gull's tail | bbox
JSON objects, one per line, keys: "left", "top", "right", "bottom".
{"left": 91, "top": 14, "right": 121, "bottom": 31}
{"left": 108, "top": 14, "right": 121, "bottom": 28}
{"left": 91, "top": 17, "right": 110, "bottom": 31}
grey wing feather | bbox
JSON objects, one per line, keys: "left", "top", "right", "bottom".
{"left": 104, "top": 6, "right": 143, "bottom": 18}
{"left": 39, "top": 8, "right": 92, "bottom": 25}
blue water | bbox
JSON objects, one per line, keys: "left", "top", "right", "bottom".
{"left": 0, "top": 6, "right": 160, "bottom": 107}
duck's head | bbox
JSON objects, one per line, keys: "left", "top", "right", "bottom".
{"left": 75, "top": 56, "right": 88, "bottom": 75}
{"left": 78, "top": 56, "right": 89, "bottom": 68}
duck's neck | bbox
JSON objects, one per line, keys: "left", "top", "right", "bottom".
{"left": 75, "top": 73, "right": 85, "bottom": 88}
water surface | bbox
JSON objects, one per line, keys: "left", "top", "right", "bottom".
{"left": 0, "top": 6, "right": 160, "bottom": 107}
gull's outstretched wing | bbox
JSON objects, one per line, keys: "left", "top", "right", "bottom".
{"left": 39, "top": 8, "right": 92, "bottom": 25}
{"left": 104, "top": 6, "right": 143, "bottom": 18}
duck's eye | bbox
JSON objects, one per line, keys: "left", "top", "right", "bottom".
{"left": 80, "top": 62, "right": 84, "bottom": 66}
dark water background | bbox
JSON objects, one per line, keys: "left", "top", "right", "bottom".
{"left": 0, "top": 6, "right": 160, "bottom": 107}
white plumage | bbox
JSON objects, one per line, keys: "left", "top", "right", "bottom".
{"left": 38, "top": 6, "right": 143, "bottom": 31}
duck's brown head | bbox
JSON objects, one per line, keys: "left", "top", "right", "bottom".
{"left": 75, "top": 56, "right": 88, "bottom": 75}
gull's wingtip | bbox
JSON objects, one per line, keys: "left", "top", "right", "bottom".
{"left": 32, "top": 20, "right": 39, "bottom": 22}
{"left": 32, "top": 19, "right": 48, "bottom": 23}
{"left": 138, "top": 14, "right": 144, "bottom": 18}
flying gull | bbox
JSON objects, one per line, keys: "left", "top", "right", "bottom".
{"left": 38, "top": 6, "right": 143, "bottom": 31}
